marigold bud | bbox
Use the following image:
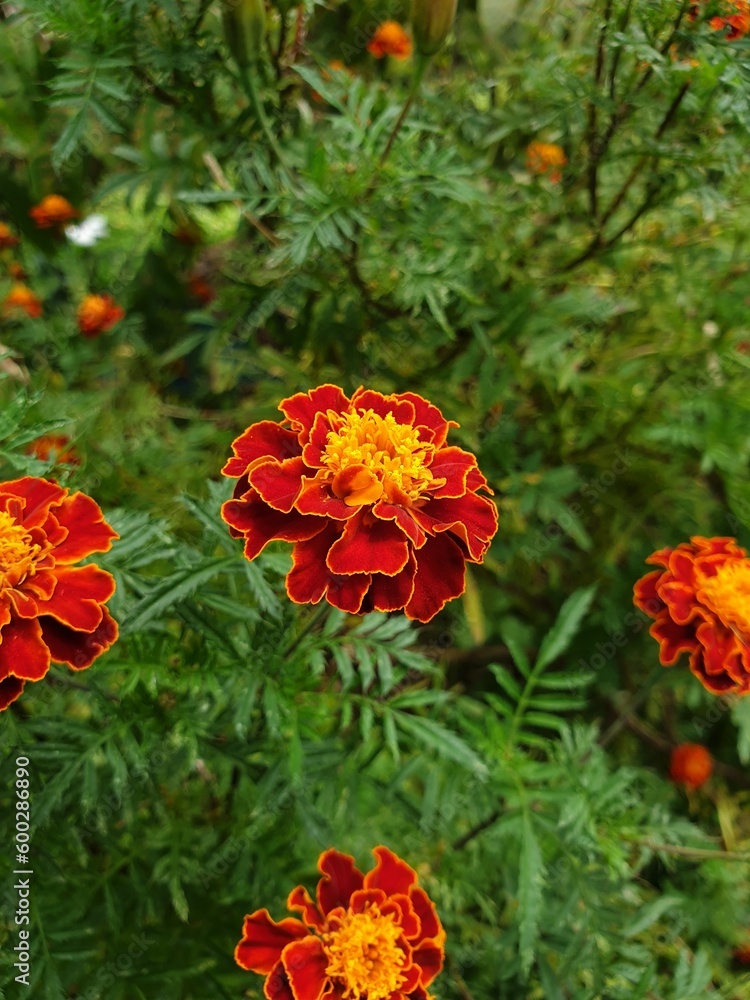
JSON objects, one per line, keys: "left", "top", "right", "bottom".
{"left": 411, "top": 0, "right": 458, "bottom": 56}
{"left": 221, "top": 0, "right": 266, "bottom": 69}
{"left": 669, "top": 743, "right": 713, "bottom": 790}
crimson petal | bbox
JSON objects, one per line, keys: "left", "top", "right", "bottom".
{"left": 235, "top": 909, "right": 309, "bottom": 974}
{"left": 223, "top": 421, "right": 301, "bottom": 478}
{"left": 282, "top": 936, "right": 329, "bottom": 1000}
{"left": 250, "top": 457, "right": 308, "bottom": 513}
{"left": 364, "top": 845, "right": 418, "bottom": 896}
{"left": 280, "top": 385, "right": 350, "bottom": 437}
{"left": 222, "top": 493, "right": 325, "bottom": 561}
{"left": 40, "top": 608, "right": 118, "bottom": 670}
{"left": 0, "top": 675, "right": 25, "bottom": 711}
{"left": 317, "top": 849, "right": 365, "bottom": 915}
{"left": 51, "top": 492, "right": 118, "bottom": 561}
{"left": 405, "top": 533, "right": 466, "bottom": 623}
{"left": 0, "top": 617, "right": 50, "bottom": 681}
{"left": 326, "top": 511, "right": 410, "bottom": 577}
{"left": 36, "top": 564, "right": 115, "bottom": 632}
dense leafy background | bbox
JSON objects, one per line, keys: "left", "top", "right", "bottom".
{"left": 1, "top": 0, "right": 750, "bottom": 997}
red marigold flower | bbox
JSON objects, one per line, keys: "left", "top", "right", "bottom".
{"left": 26, "top": 435, "right": 80, "bottom": 466}
{"left": 3, "top": 284, "right": 43, "bottom": 319}
{"left": 187, "top": 273, "right": 216, "bottom": 305}
{"left": 76, "top": 294, "right": 125, "bottom": 338}
{"left": 0, "top": 222, "right": 19, "bottom": 249}
{"left": 0, "top": 476, "right": 119, "bottom": 711}
{"left": 29, "top": 194, "right": 78, "bottom": 229}
{"left": 368, "top": 21, "right": 413, "bottom": 59}
{"left": 634, "top": 536, "right": 750, "bottom": 696}
{"left": 221, "top": 384, "right": 498, "bottom": 622}
{"left": 526, "top": 141, "right": 567, "bottom": 183}
{"left": 235, "top": 845, "right": 445, "bottom": 1000}
{"left": 669, "top": 743, "right": 713, "bottom": 789}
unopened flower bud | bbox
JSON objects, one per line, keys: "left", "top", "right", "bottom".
{"left": 221, "top": 0, "right": 266, "bottom": 69}
{"left": 411, "top": 0, "right": 458, "bottom": 56}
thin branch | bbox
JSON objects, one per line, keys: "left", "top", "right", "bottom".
{"left": 452, "top": 805, "right": 504, "bottom": 851}
{"left": 628, "top": 839, "right": 750, "bottom": 862}
{"left": 586, "top": 0, "right": 613, "bottom": 219}
{"left": 202, "top": 151, "right": 280, "bottom": 246}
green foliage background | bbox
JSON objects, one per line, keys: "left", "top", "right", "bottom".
{"left": 1, "top": 0, "right": 750, "bottom": 997}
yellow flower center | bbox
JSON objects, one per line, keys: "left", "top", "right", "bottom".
{"left": 323, "top": 905, "right": 405, "bottom": 1000}
{"left": 0, "top": 510, "right": 40, "bottom": 591}
{"left": 321, "top": 408, "right": 436, "bottom": 506}
{"left": 698, "top": 559, "right": 750, "bottom": 636}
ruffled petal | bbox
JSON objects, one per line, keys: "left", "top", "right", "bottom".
{"left": 689, "top": 648, "right": 741, "bottom": 695}
{"left": 282, "top": 936, "right": 329, "bottom": 1000}
{"left": 0, "top": 675, "right": 25, "bottom": 711}
{"left": 412, "top": 492, "right": 497, "bottom": 561}
{"left": 326, "top": 573, "right": 371, "bottom": 615}
{"left": 0, "top": 617, "right": 50, "bottom": 681}
{"left": 264, "top": 958, "right": 295, "bottom": 1000}
{"left": 372, "top": 500, "right": 426, "bottom": 548}
{"left": 649, "top": 615, "right": 698, "bottom": 667}
{"left": 50, "top": 492, "right": 118, "bottom": 561}
{"left": 39, "top": 608, "right": 118, "bottom": 670}
{"left": 280, "top": 385, "right": 350, "bottom": 438}
{"left": 326, "top": 511, "right": 410, "bottom": 577}
{"left": 363, "top": 845, "right": 418, "bottom": 897}
{"left": 408, "top": 886, "right": 442, "bottom": 942}
{"left": 7, "top": 588, "right": 38, "bottom": 618}
{"left": 222, "top": 493, "right": 326, "bottom": 561}
{"left": 295, "top": 480, "right": 359, "bottom": 521}
{"left": 428, "top": 447, "right": 478, "bottom": 499}
{"left": 659, "top": 580, "right": 701, "bottom": 626}
{"left": 411, "top": 937, "right": 445, "bottom": 987}
{"left": 287, "top": 886, "right": 325, "bottom": 931}
{"left": 405, "top": 534, "right": 467, "bottom": 623}
{"left": 397, "top": 391, "right": 456, "bottom": 449}
{"left": 234, "top": 909, "right": 309, "bottom": 974}
{"left": 36, "top": 564, "right": 115, "bottom": 632}
{"left": 350, "top": 388, "right": 416, "bottom": 426}
{"left": 316, "top": 849, "right": 365, "bottom": 915}
{"left": 286, "top": 524, "right": 343, "bottom": 607}
{"left": 223, "top": 421, "right": 301, "bottom": 478}
{"left": 365, "top": 554, "right": 417, "bottom": 614}
{"left": 1, "top": 476, "right": 66, "bottom": 526}
{"left": 633, "top": 570, "right": 664, "bottom": 618}
{"left": 250, "top": 457, "right": 308, "bottom": 514}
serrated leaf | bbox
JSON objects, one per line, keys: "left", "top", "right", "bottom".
{"left": 393, "top": 713, "right": 486, "bottom": 772}
{"left": 534, "top": 585, "right": 597, "bottom": 671}
{"left": 518, "top": 808, "right": 544, "bottom": 976}
{"left": 121, "top": 555, "right": 240, "bottom": 632}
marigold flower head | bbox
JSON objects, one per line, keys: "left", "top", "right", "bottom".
{"left": 29, "top": 195, "right": 78, "bottom": 229}
{"left": 221, "top": 384, "right": 498, "bottom": 622}
{"left": 634, "top": 536, "right": 750, "bottom": 696}
{"left": 3, "top": 284, "right": 43, "bottom": 319}
{"left": 368, "top": 21, "right": 413, "bottom": 59}
{"left": 26, "top": 435, "right": 80, "bottom": 467}
{"left": 235, "top": 845, "right": 445, "bottom": 1000}
{"left": 669, "top": 743, "right": 713, "bottom": 789}
{"left": 689, "top": 0, "right": 750, "bottom": 38}
{"left": 76, "top": 294, "right": 125, "bottom": 338}
{"left": 526, "top": 141, "right": 567, "bottom": 183}
{"left": 0, "top": 222, "right": 19, "bottom": 250}
{"left": 0, "top": 476, "right": 118, "bottom": 711}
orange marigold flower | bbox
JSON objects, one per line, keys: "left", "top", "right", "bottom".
{"left": 26, "top": 435, "right": 80, "bottom": 466}
{"left": 368, "top": 21, "right": 413, "bottom": 59}
{"left": 669, "top": 743, "right": 713, "bottom": 789}
{"left": 29, "top": 194, "right": 78, "bottom": 229}
{"left": 526, "top": 141, "right": 567, "bottom": 183}
{"left": 0, "top": 476, "right": 119, "bottom": 711}
{"left": 76, "top": 294, "right": 125, "bottom": 338}
{"left": 0, "top": 222, "right": 19, "bottom": 249}
{"left": 235, "top": 845, "right": 445, "bottom": 1000}
{"left": 690, "top": 0, "right": 750, "bottom": 38}
{"left": 221, "top": 385, "right": 498, "bottom": 622}
{"left": 634, "top": 536, "right": 750, "bottom": 696}
{"left": 3, "top": 284, "right": 43, "bottom": 319}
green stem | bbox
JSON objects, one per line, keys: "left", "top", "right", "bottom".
{"left": 282, "top": 602, "right": 329, "bottom": 658}
{"left": 239, "top": 64, "right": 295, "bottom": 186}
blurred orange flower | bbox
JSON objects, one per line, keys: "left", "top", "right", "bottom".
{"left": 0, "top": 222, "right": 19, "bottom": 249}
{"left": 77, "top": 294, "right": 125, "bottom": 338}
{"left": 526, "top": 141, "right": 567, "bottom": 183}
{"left": 187, "top": 274, "right": 216, "bottom": 305}
{"left": 3, "top": 284, "right": 42, "bottom": 319}
{"left": 29, "top": 195, "right": 78, "bottom": 229}
{"left": 634, "top": 536, "right": 750, "bottom": 696}
{"left": 8, "top": 262, "right": 27, "bottom": 281}
{"left": 689, "top": 0, "right": 750, "bottom": 39}
{"left": 26, "top": 435, "right": 80, "bottom": 466}
{"left": 368, "top": 21, "right": 413, "bottom": 59}
{"left": 669, "top": 743, "right": 713, "bottom": 789}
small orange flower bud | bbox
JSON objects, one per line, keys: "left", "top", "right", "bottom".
{"left": 3, "top": 284, "right": 43, "bottom": 319}
{"left": 77, "top": 294, "right": 125, "bottom": 337}
{"left": 669, "top": 743, "right": 713, "bottom": 790}
{"left": 187, "top": 274, "right": 216, "bottom": 305}
{"left": 29, "top": 195, "right": 78, "bottom": 229}
{"left": 411, "top": 0, "right": 458, "bottom": 56}
{"left": 0, "top": 222, "right": 19, "bottom": 249}
{"left": 526, "top": 141, "right": 567, "bottom": 183}
{"left": 367, "top": 21, "right": 413, "bottom": 60}
{"left": 26, "top": 435, "right": 80, "bottom": 466}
